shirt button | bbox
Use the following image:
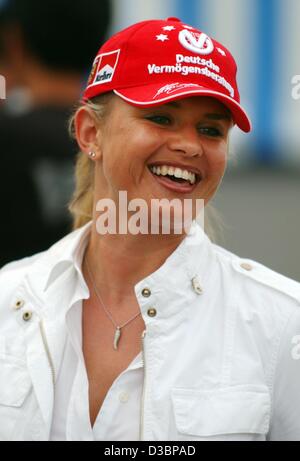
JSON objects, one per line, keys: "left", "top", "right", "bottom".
{"left": 142, "top": 288, "right": 151, "bottom": 298}
{"left": 240, "top": 262, "right": 253, "bottom": 271}
{"left": 119, "top": 391, "right": 130, "bottom": 403}
{"left": 22, "top": 311, "right": 33, "bottom": 322}
{"left": 14, "top": 299, "right": 25, "bottom": 310}
{"left": 147, "top": 308, "right": 157, "bottom": 317}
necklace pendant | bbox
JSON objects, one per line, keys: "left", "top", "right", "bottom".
{"left": 113, "top": 327, "right": 121, "bottom": 350}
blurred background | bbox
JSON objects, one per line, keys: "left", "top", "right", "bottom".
{"left": 0, "top": 0, "right": 299, "bottom": 281}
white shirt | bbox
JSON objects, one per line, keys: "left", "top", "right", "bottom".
{"left": 1, "top": 220, "right": 300, "bottom": 441}
{"left": 50, "top": 301, "right": 144, "bottom": 441}
{"left": 49, "top": 224, "right": 143, "bottom": 441}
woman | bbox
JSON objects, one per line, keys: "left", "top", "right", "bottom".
{"left": 0, "top": 17, "right": 299, "bottom": 442}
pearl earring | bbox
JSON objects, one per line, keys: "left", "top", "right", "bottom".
{"left": 88, "top": 151, "right": 96, "bottom": 159}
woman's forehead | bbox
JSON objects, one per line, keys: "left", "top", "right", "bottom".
{"left": 113, "top": 94, "right": 232, "bottom": 117}
{"left": 158, "top": 97, "right": 231, "bottom": 115}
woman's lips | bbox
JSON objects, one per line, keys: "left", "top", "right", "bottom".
{"left": 149, "top": 170, "right": 199, "bottom": 194}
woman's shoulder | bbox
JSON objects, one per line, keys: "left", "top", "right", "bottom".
{"left": 208, "top": 243, "right": 300, "bottom": 365}
{"left": 0, "top": 251, "right": 46, "bottom": 320}
{"left": 211, "top": 241, "right": 300, "bottom": 312}
{"left": 0, "top": 224, "right": 88, "bottom": 303}
{"left": 0, "top": 252, "right": 46, "bottom": 287}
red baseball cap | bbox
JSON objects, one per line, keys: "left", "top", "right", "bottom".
{"left": 83, "top": 17, "right": 251, "bottom": 132}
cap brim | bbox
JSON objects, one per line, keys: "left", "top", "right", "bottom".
{"left": 114, "top": 84, "right": 251, "bottom": 133}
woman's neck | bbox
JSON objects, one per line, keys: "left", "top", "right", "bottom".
{"left": 83, "top": 220, "right": 186, "bottom": 305}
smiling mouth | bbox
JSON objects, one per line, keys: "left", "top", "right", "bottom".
{"left": 148, "top": 164, "right": 201, "bottom": 191}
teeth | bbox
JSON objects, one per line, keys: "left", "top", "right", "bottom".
{"left": 161, "top": 166, "right": 168, "bottom": 176}
{"left": 174, "top": 168, "right": 182, "bottom": 178}
{"left": 182, "top": 170, "right": 189, "bottom": 180}
{"left": 150, "top": 165, "right": 197, "bottom": 185}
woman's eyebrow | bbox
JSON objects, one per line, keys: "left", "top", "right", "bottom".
{"left": 146, "top": 103, "right": 232, "bottom": 122}
{"left": 163, "top": 103, "right": 231, "bottom": 121}
{"left": 164, "top": 101, "right": 181, "bottom": 108}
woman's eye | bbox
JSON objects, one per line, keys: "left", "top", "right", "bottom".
{"left": 198, "top": 126, "right": 223, "bottom": 137}
{"left": 145, "top": 115, "right": 171, "bottom": 125}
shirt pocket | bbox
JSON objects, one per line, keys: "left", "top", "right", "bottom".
{"left": 171, "top": 385, "right": 271, "bottom": 440}
{"left": 0, "top": 361, "right": 32, "bottom": 407}
{"left": 0, "top": 360, "right": 32, "bottom": 440}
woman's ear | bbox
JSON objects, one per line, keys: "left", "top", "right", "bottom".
{"left": 74, "top": 107, "right": 102, "bottom": 159}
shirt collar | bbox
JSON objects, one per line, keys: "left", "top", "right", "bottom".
{"left": 43, "top": 220, "right": 92, "bottom": 292}
{"left": 41, "top": 219, "right": 213, "bottom": 301}
{"left": 134, "top": 220, "right": 215, "bottom": 307}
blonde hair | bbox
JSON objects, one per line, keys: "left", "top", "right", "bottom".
{"left": 68, "top": 94, "right": 229, "bottom": 244}
{"left": 68, "top": 94, "right": 112, "bottom": 230}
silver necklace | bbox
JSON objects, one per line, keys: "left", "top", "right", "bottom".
{"left": 85, "top": 260, "right": 141, "bottom": 350}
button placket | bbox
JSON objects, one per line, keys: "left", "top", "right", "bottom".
{"left": 22, "top": 311, "right": 33, "bottom": 322}
{"left": 14, "top": 299, "right": 25, "bottom": 310}
{"left": 147, "top": 308, "right": 157, "bottom": 318}
{"left": 141, "top": 288, "right": 151, "bottom": 298}
{"left": 139, "top": 284, "right": 159, "bottom": 321}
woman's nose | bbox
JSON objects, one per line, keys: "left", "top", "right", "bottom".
{"left": 167, "top": 127, "right": 203, "bottom": 158}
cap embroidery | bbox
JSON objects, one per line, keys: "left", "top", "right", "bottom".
{"left": 162, "top": 26, "right": 176, "bottom": 31}
{"left": 153, "top": 82, "right": 201, "bottom": 99}
{"left": 217, "top": 47, "right": 226, "bottom": 57}
{"left": 178, "top": 30, "right": 214, "bottom": 55}
{"left": 87, "top": 56, "right": 101, "bottom": 87}
{"left": 88, "top": 50, "right": 120, "bottom": 87}
{"left": 147, "top": 58, "right": 234, "bottom": 97}
{"left": 156, "top": 34, "right": 169, "bottom": 42}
